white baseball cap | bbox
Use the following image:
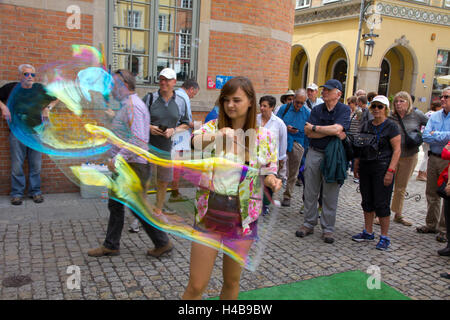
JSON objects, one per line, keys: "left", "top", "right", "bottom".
{"left": 307, "top": 83, "right": 319, "bottom": 91}
{"left": 159, "top": 68, "right": 177, "bottom": 80}
{"left": 371, "top": 95, "right": 390, "bottom": 107}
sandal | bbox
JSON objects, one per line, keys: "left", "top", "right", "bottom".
{"left": 416, "top": 226, "right": 437, "bottom": 234}
{"left": 394, "top": 215, "right": 412, "bottom": 226}
{"left": 10, "top": 197, "right": 23, "bottom": 205}
{"left": 32, "top": 194, "right": 44, "bottom": 203}
{"left": 436, "top": 232, "right": 448, "bottom": 243}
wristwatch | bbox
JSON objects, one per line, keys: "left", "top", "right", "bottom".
{"left": 312, "top": 125, "right": 317, "bottom": 132}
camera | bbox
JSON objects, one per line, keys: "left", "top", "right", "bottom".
{"left": 158, "top": 124, "right": 167, "bottom": 132}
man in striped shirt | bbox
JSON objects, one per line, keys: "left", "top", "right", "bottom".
{"left": 88, "top": 69, "right": 171, "bottom": 258}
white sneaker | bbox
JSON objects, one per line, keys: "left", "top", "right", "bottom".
{"left": 129, "top": 219, "right": 140, "bottom": 233}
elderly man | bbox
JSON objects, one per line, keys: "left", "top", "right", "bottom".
{"left": 88, "top": 69, "right": 172, "bottom": 258}
{"left": 419, "top": 86, "right": 450, "bottom": 244}
{"left": 0, "top": 64, "right": 58, "bottom": 205}
{"left": 296, "top": 79, "right": 350, "bottom": 244}
{"left": 306, "top": 83, "right": 324, "bottom": 110}
{"left": 276, "top": 89, "right": 311, "bottom": 207}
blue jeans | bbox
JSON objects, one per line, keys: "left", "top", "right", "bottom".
{"left": 9, "top": 133, "right": 42, "bottom": 197}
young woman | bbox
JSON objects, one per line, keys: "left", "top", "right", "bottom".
{"left": 182, "top": 77, "right": 282, "bottom": 299}
{"left": 352, "top": 95, "right": 401, "bottom": 251}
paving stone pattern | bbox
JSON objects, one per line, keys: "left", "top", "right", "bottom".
{"left": 0, "top": 173, "right": 449, "bottom": 300}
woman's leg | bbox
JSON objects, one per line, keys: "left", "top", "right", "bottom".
{"left": 391, "top": 154, "right": 418, "bottom": 221}
{"left": 182, "top": 242, "right": 219, "bottom": 300}
{"left": 364, "top": 211, "right": 376, "bottom": 234}
{"left": 220, "top": 240, "right": 253, "bottom": 300}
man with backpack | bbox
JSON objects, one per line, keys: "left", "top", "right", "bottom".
{"left": 276, "top": 89, "right": 311, "bottom": 207}
{"left": 142, "top": 68, "right": 190, "bottom": 257}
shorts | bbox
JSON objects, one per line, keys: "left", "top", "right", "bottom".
{"left": 151, "top": 163, "right": 173, "bottom": 183}
{"left": 194, "top": 192, "right": 258, "bottom": 241}
{"left": 359, "top": 160, "right": 393, "bottom": 218}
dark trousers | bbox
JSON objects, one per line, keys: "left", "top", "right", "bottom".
{"left": 359, "top": 161, "right": 393, "bottom": 218}
{"left": 103, "top": 162, "right": 169, "bottom": 250}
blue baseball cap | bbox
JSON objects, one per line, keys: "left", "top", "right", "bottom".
{"left": 320, "top": 79, "right": 343, "bottom": 92}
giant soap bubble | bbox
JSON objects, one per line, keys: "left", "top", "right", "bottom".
{"left": 7, "top": 45, "right": 280, "bottom": 271}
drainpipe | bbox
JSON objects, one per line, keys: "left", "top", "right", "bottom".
{"left": 353, "top": 0, "right": 366, "bottom": 94}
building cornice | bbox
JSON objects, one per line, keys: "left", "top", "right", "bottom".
{"left": 374, "top": 2, "right": 450, "bottom": 27}
{"left": 294, "top": 0, "right": 363, "bottom": 26}
{"left": 294, "top": 0, "right": 450, "bottom": 27}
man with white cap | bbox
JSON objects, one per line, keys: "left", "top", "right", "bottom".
{"left": 141, "top": 67, "right": 190, "bottom": 257}
{"left": 306, "top": 83, "right": 324, "bottom": 110}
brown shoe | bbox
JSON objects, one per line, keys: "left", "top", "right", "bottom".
{"left": 87, "top": 246, "right": 120, "bottom": 257}
{"left": 393, "top": 215, "right": 412, "bottom": 226}
{"left": 32, "top": 194, "right": 44, "bottom": 203}
{"left": 322, "top": 232, "right": 335, "bottom": 244}
{"left": 416, "top": 225, "right": 437, "bottom": 234}
{"left": 295, "top": 226, "right": 314, "bottom": 238}
{"left": 147, "top": 241, "right": 173, "bottom": 258}
{"left": 11, "top": 197, "right": 23, "bottom": 205}
{"left": 416, "top": 171, "right": 427, "bottom": 181}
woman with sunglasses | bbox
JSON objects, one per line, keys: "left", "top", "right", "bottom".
{"left": 388, "top": 92, "right": 428, "bottom": 226}
{"left": 352, "top": 95, "right": 401, "bottom": 251}
{"left": 183, "top": 76, "right": 282, "bottom": 299}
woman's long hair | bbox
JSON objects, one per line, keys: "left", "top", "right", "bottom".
{"left": 217, "top": 76, "right": 257, "bottom": 131}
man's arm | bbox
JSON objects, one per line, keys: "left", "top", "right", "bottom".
{"left": 0, "top": 100, "right": 11, "bottom": 121}
{"left": 304, "top": 122, "right": 344, "bottom": 138}
{"left": 422, "top": 115, "right": 450, "bottom": 143}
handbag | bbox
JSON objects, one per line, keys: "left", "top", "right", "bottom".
{"left": 342, "top": 136, "right": 354, "bottom": 161}
{"left": 397, "top": 114, "right": 423, "bottom": 149}
{"left": 350, "top": 121, "right": 379, "bottom": 160}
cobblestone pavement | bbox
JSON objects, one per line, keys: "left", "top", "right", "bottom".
{"left": 0, "top": 168, "right": 449, "bottom": 300}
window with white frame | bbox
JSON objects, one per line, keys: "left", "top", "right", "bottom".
{"left": 445, "top": 0, "right": 450, "bottom": 7}
{"left": 295, "top": 0, "right": 310, "bottom": 9}
{"left": 323, "top": 0, "right": 339, "bottom": 4}
{"left": 109, "top": 0, "right": 199, "bottom": 84}
{"left": 127, "top": 10, "right": 141, "bottom": 28}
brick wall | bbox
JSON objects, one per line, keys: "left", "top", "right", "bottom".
{"left": 208, "top": 0, "right": 294, "bottom": 95}
{"left": 0, "top": 4, "right": 93, "bottom": 195}
{"left": 211, "top": 0, "right": 295, "bottom": 34}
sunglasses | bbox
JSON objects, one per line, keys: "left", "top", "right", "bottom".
{"left": 23, "top": 72, "right": 36, "bottom": 78}
{"left": 440, "top": 95, "right": 450, "bottom": 100}
{"left": 370, "top": 104, "right": 385, "bottom": 110}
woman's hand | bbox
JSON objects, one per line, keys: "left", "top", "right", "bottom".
{"left": 163, "top": 127, "right": 175, "bottom": 139}
{"left": 384, "top": 170, "right": 394, "bottom": 186}
{"left": 219, "top": 127, "right": 235, "bottom": 140}
{"left": 445, "top": 183, "right": 450, "bottom": 196}
{"left": 264, "top": 174, "right": 282, "bottom": 193}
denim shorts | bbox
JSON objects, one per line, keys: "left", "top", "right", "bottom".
{"left": 194, "top": 192, "right": 258, "bottom": 241}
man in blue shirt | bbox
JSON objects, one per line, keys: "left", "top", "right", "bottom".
{"left": 295, "top": 79, "right": 350, "bottom": 244}
{"left": 277, "top": 89, "right": 310, "bottom": 207}
{"left": 418, "top": 86, "right": 450, "bottom": 243}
